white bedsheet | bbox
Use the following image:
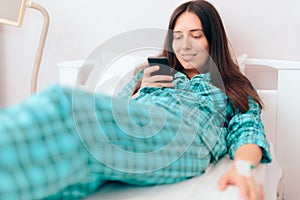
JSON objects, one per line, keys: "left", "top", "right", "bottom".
{"left": 85, "top": 154, "right": 281, "bottom": 200}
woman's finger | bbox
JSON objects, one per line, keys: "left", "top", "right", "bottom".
{"left": 235, "top": 176, "right": 249, "bottom": 200}
{"left": 218, "top": 171, "right": 231, "bottom": 190}
{"left": 246, "top": 176, "right": 257, "bottom": 200}
{"left": 156, "top": 81, "right": 174, "bottom": 88}
{"left": 241, "top": 176, "right": 265, "bottom": 200}
{"left": 143, "top": 65, "right": 160, "bottom": 77}
{"left": 142, "top": 66, "right": 174, "bottom": 88}
{"left": 259, "top": 184, "right": 264, "bottom": 200}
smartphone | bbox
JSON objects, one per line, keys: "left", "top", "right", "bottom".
{"left": 147, "top": 57, "right": 173, "bottom": 77}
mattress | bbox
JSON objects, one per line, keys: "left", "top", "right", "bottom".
{"left": 85, "top": 152, "right": 281, "bottom": 200}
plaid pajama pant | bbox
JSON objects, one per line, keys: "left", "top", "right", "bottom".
{"left": 0, "top": 84, "right": 219, "bottom": 200}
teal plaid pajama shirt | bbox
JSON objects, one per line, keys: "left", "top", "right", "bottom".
{"left": 0, "top": 71, "right": 271, "bottom": 199}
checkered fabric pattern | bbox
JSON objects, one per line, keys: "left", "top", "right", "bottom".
{"left": 0, "top": 71, "right": 271, "bottom": 199}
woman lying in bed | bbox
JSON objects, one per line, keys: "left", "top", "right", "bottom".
{"left": 0, "top": 0, "right": 271, "bottom": 200}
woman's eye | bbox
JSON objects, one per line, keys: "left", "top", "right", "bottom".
{"left": 173, "top": 35, "right": 181, "bottom": 40}
{"left": 192, "top": 35, "right": 202, "bottom": 39}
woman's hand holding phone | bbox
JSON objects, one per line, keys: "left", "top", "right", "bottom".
{"left": 141, "top": 65, "right": 174, "bottom": 88}
{"left": 131, "top": 57, "right": 174, "bottom": 98}
{"left": 140, "top": 57, "right": 175, "bottom": 88}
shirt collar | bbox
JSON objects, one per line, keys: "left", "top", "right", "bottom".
{"left": 174, "top": 71, "right": 211, "bottom": 83}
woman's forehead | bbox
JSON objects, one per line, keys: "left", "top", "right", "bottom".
{"left": 174, "top": 12, "right": 203, "bottom": 31}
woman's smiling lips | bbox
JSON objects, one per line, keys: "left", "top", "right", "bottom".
{"left": 180, "top": 53, "right": 197, "bottom": 61}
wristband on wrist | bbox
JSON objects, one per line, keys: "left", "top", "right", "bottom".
{"left": 234, "top": 160, "right": 255, "bottom": 176}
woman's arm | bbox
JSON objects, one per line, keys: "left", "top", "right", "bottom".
{"left": 225, "top": 97, "right": 272, "bottom": 163}
{"left": 218, "top": 144, "right": 264, "bottom": 200}
{"left": 234, "top": 144, "right": 262, "bottom": 166}
{"left": 218, "top": 98, "right": 271, "bottom": 200}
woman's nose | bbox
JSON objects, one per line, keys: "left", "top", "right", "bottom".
{"left": 182, "top": 37, "right": 192, "bottom": 50}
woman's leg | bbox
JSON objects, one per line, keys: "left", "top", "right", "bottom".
{"left": 71, "top": 87, "right": 211, "bottom": 186}
{"left": 0, "top": 84, "right": 211, "bottom": 199}
{"left": 0, "top": 85, "right": 104, "bottom": 199}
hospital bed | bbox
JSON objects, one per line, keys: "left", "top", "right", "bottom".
{"left": 58, "top": 54, "right": 283, "bottom": 200}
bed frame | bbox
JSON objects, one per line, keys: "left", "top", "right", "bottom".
{"left": 58, "top": 57, "right": 287, "bottom": 200}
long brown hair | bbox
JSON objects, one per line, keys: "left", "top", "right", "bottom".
{"left": 162, "top": 0, "right": 262, "bottom": 112}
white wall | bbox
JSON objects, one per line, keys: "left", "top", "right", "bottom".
{"left": 1, "top": 0, "right": 300, "bottom": 199}
{"left": 0, "top": 0, "right": 186, "bottom": 106}
{"left": 1, "top": 0, "right": 299, "bottom": 106}
{"left": 211, "top": 0, "right": 300, "bottom": 61}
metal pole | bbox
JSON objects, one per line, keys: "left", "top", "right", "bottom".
{"left": 26, "top": 1, "right": 49, "bottom": 94}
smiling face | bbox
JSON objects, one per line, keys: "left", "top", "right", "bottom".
{"left": 172, "top": 11, "right": 210, "bottom": 78}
